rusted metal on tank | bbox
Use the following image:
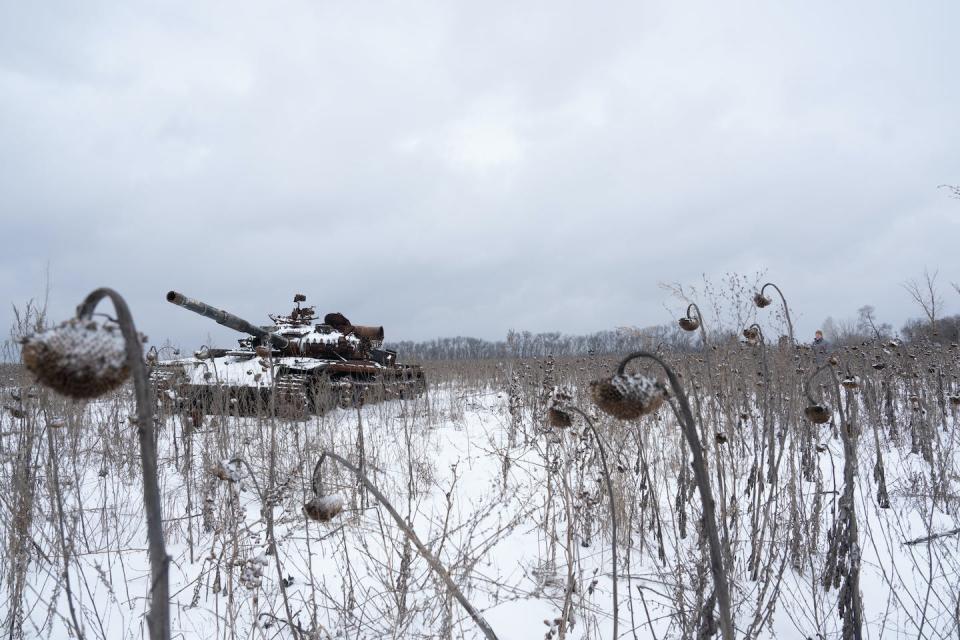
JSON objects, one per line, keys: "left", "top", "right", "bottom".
{"left": 325, "top": 362, "right": 383, "bottom": 375}
{"left": 294, "top": 339, "right": 360, "bottom": 360}
{"left": 351, "top": 325, "right": 384, "bottom": 341}
{"left": 324, "top": 312, "right": 351, "bottom": 331}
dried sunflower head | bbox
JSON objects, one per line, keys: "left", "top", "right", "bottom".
{"left": 804, "top": 404, "right": 831, "bottom": 424}
{"left": 21, "top": 318, "right": 129, "bottom": 399}
{"left": 678, "top": 316, "right": 700, "bottom": 332}
{"left": 303, "top": 495, "right": 345, "bottom": 522}
{"left": 841, "top": 376, "right": 860, "bottom": 390}
{"left": 753, "top": 292, "right": 772, "bottom": 308}
{"left": 590, "top": 374, "right": 666, "bottom": 420}
{"left": 546, "top": 387, "right": 574, "bottom": 428}
{"left": 209, "top": 460, "right": 241, "bottom": 483}
{"left": 546, "top": 407, "right": 572, "bottom": 428}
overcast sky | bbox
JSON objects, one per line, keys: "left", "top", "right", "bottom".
{"left": 2, "top": 1, "right": 958, "bottom": 352}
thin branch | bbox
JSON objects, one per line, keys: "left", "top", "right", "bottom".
{"left": 904, "top": 528, "right": 960, "bottom": 547}
{"left": 567, "top": 406, "right": 619, "bottom": 640}
{"left": 311, "top": 451, "right": 499, "bottom": 640}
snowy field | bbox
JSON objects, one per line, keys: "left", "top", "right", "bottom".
{"left": 2, "top": 346, "right": 959, "bottom": 640}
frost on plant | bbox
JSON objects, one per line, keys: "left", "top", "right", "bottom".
{"left": 753, "top": 292, "right": 772, "bottom": 308}
{"left": 546, "top": 386, "right": 574, "bottom": 428}
{"left": 590, "top": 373, "right": 666, "bottom": 420}
{"left": 21, "top": 318, "right": 130, "bottom": 399}
{"left": 303, "top": 494, "right": 345, "bottom": 522}
{"left": 209, "top": 460, "right": 243, "bottom": 484}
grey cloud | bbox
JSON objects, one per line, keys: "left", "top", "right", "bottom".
{"left": 2, "top": 0, "right": 958, "bottom": 353}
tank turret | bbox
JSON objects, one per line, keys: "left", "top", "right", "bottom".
{"left": 167, "top": 290, "right": 392, "bottom": 362}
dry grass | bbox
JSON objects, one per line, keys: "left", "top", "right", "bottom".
{"left": 2, "top": 300, "right": 959, "bottom": 639}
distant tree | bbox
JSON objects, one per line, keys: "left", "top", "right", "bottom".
{"left": 389, "top": 322, "right": 706, "bottom": 361}
{"left": 902, "top": 267, "right": 943, "bottom": 337}
{"left": 837, "top": 317, "right": 861, "bottom": 343}
{"left": 820, "top": 315, "right": 867, "bottom": 346}
{"left": 902, "top": 314, "right": 960, "bottom": 344}
{"left": 856, "top": 305, "right": 892, "bottom": 341}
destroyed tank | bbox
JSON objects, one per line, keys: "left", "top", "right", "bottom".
{"left": 150, "top": 291, "right": 426, "bottom": 418}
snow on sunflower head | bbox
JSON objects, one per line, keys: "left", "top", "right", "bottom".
{"left": 589, "top": 373, "right": 667, "bottom": 420}
{"left": 546, "top": 386, "right": 575, "bottom": 428}
{"left": 21, "top": 317, "right": 130, "bottom": 399}
{"left": 303, "top": 494, "right": 345, "bottom": 522}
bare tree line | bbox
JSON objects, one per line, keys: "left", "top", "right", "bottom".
{"left": 386, "top": 269, "right": 959, "bottom": 362}
{"left": 386, "top": 325, "right": 698, "bottom": 362}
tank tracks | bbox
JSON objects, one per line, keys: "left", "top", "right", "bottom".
{"left": 148, "top": 366, "right": 426, "bottom": 419}
{"left": 274, "top": 374, "right": 310, "bottom": 418}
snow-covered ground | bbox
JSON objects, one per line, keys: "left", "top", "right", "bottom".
{"left": 2, "top": 357, "right": 959, "bottom": 639}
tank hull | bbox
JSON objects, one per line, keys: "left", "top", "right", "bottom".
{"left": 151, "top": 353, "right": 425, "bottom": 418}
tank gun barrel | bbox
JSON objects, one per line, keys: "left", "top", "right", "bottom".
{"left": 166, "top": 291, "right": 288, "bottom": 349}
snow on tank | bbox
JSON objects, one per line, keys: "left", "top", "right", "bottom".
{"left": 150, "top": 292, "right": 425, "bottom": 420}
